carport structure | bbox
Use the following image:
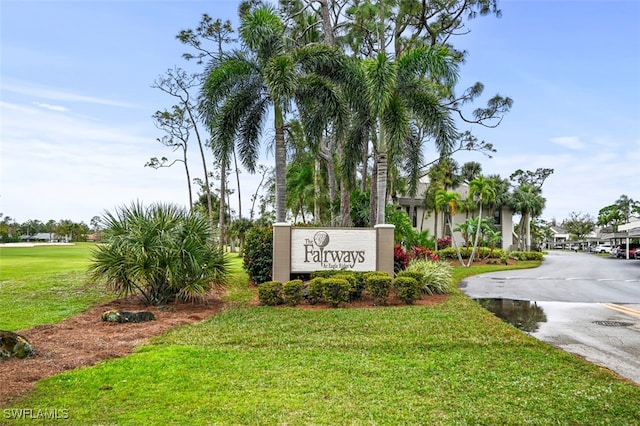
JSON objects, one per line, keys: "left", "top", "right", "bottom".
{"left": 605, "top": 221, "right": 640, "bottom": 259}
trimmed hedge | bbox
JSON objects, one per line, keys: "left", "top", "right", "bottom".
{"left": 436, "top": 247, "right": 544, "bottom": 262}
{"left": 322, "top": 278, "right": 351, "bottom": 307}
{"left": 307, "top": 277, "right": 325, "bottom": 305}
{"left": 437, "top": 246, "right": 506, "bottom": 260}
{"left": 509, "top": 251, "right": 544, "bottom": 261}
{"left": 364, "top": 272, "right": 392, "bottom": 305}
{"left": 282, "top": 279, "right": 304, "bottom": 306}
{"left": 258, "top": 281, "right": 283, "bottom": 306}
{"left": 393, "top": 276, "right": 421, "bottom": 305}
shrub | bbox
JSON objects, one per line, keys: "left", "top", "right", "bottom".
{"left": 310, "top": 270, "right": 363, "bottom": 301}
{"left": 332, "top": 273, "right": 360, "bottom": 300}
{"left": 243, "top": 226, "right": 273, "bottom": 285}
{"left": 365, "top": 272, "right": 392, "bottom": 305}
{"left": 307, "top": 277, "right": 325, "bottom": 305}
{"left": 411, "top": 245, "right": 439, "bottom": 261}
{"left": 437, "top": 236, "right": 452, "bottom": 250}
{"left": 396, "top": 270, "right": 424, "bottom": 285}
{"left": 352, "top": 272, "right": 369, "bottom": 300}
{"left": 89, "top": 202, "right": 229, "bottom": 305}
{"left": 437, "top": 246, "right": 505, "bottom": 260}
{"left": 282, "top": 279, "right": 303, "bottom": 306}
{"left": 406, "top": 259, "right": 452, "bottom": 295}
{"left": 437, "top": 246, "right": 464, "bottom": 259}
{"left": 509, "top": 251, "right": 544, "bottom": 261}
{"left": 310, "top": 270, "right": 338, "bottom": 278}
{"left": 258, "top": 281, "right": 283, "bottom": 306}
{"left": 393, "top": 276, "right": 422, "bottom": 305}
{"left": 322, "top": 278, "right": 351, "bottom": 308}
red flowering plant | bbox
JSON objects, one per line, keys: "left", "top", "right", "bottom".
{"left": 394, "top": 244, "right": 411, "bottom": 273}
{"left": 411, "top": 245, "right": 439, "bottom": 261}
{"left": 437, "top": 236, "right": 452, "bottom": 250}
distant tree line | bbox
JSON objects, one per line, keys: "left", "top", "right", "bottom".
{"left": 0, "top": 214, "right": 100, "bottom": 243}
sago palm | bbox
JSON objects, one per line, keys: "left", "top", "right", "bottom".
{"left": 89, "top": 202, "right": 229, "bottom": 305}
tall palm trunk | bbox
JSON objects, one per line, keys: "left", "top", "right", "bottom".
{"left": 314, "top": 157, "right": 321, "bottom": 223}
{"left": 370, "top": 155, "right": 378, "bottom": 226}
{"left": 375, "top": 119, "right": 387, "bottom": 225}
{"left": 339, "top": 143, "right": 352, "bottom": 227}
{"left": 446, "top": 216, "right": 465, "bottom": 267}
{"left": 361, "top": 143, "right": 369, "bottom": 193}
{"left": 320, "top": 138, "right": 338, "bottom": 225}
{"left": 433, "top": 208, "right": 438, "bottom": 240}
{"left": 233, "top": 148, "right": 242, "bottom": 218}
{"left": 466, "top": 200, "right": 483, "bottom": 267}
{"left": 182, "top": 146, "right": 193, "bottom": 209}
{"left": 274, "top": 104, "right": 287, "bottom": 223}
{"left": 376, "top": 152, "right": 388, "bottom": 226}
{"left": 219, "top": 156, "right": 226, "bottom": 250}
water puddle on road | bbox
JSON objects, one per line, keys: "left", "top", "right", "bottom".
{"left": 473, "top": 298, "right": 547, "bottom": 332}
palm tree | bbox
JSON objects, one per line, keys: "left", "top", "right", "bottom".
{"left": 466, "top": 175, "right": 496, "bottom": 266}
{"left": 362, "top": 47, "right": 459, "bottom": 225}
{"left": 200, "top": 5, "right": 293, "bottom": 223}
{"left": 511, "top": 183, "right": 546, "bottom": 251}
{"left": 286, "top": 156, "right": 315, "bottom": 223}
{"left": 435, "top": 189, "right": 464, "bottom": 266}
{"left": 201, "top": 5, "right": 347, "bottom": 223}
{"left": 460, "top": 161, "right": 482, "bottom": 183}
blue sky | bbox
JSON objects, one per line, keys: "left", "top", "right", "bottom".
{"left": 1, "top": 0, "right": 639, "bottom": 225}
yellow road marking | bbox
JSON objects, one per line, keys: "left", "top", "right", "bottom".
{"left": 603, "top": 303, "right": 640, "bottom": 319}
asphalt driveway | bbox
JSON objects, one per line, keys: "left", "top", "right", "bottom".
{"left": 461, "top": 250, "right": 640, "bottom": 384}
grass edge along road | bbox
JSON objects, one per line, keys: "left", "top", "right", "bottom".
{"left": 1, "top": 247, "right": 640, "bottom": 424}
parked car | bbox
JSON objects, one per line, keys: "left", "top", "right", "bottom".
{"left": 594, "top": 244, "right": 612, "bottom": 253}
{"left": 614, "top": 243, "right": 640, "bottom": 258}
{"left": 635, "top": 249, "right": 640, "bottom": 260}
{"left": 629, "top": 247, "right": 639, "bottom": 259}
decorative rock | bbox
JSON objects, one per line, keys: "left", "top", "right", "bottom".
{"left": 0, "top": 330, "right": 34, "bottom": 360}
{"left": 101, "top": 309, "right": 156, "bottom": 323}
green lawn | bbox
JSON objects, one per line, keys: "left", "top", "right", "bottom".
{"left": 0, "top": 243, "right": 95, "bottom": 280}
{"left": 2, "top": 247, "right": 640, "bottom": 425}
{"left": 0, "top": 243, "right": 114, "bottom": 331}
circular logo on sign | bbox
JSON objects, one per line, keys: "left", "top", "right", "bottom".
{"left": 313, "top": 231, "right": 330, "bottom": 248}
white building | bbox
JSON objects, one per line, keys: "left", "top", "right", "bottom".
{"left": 395, "top": 179, "right": 514, "bottom": 251}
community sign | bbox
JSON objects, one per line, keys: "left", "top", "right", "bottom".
{"left": 290, "top": 228, "right": 377, "bottom": 272}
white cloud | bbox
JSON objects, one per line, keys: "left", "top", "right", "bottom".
{"left": 1, "top": 79, "right": 138, "bottom": 108}
{"left": 0, "top": 97, "right": 268, "bottom": 224}
{"left": 34, "top": 102, "right": 70, "bottom": 112}
{"left": 550, "top": 136, "right": 585, "bottom": 150}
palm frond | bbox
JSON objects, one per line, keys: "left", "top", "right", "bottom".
{"left": 264, "top": 54, "right": 296, "bottom": 107}
{"left": 396, "top": 46, "right": 459, "bottom": 89}
{"left": 407, "top": 89, "right": 458, "bottom": 155}
{"left": 363, "top": 51, "right": 397, "bottom": 118}
{"left": 240, "top": 5, "right": 285, "bottom": 65}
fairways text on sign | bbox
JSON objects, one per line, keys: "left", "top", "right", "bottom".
{"left": 291, "top": 228, "right": 377, "bottom": 272}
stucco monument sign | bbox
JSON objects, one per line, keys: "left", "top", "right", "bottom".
{"left": 272, "top": 223, "right": 395, "bottom": 282}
